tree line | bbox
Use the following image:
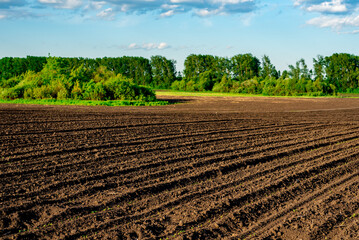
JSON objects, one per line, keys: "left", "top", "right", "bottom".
{"left": 173, "top": 53, "right": 359, "bottom": 96}
{"left": 0, "top": 55, "right": 177, "bottom": 89}
{"left": 1, "top": 53, "right": 359, "bottom": 98}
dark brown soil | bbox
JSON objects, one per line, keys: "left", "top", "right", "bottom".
{"left": 1, "top": 95, "right": 359, "bottom": 240}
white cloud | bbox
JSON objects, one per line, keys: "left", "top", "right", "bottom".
{"left": 306, "top": 0, "right": 347, "bottom": 13}
{"left": 92, "top": 0, "right": 257, "bottom": 16}
{"left": 91, "top": 1, "right": 106, "bottom": 10}
{"left": 211, "top": 0, "right": 253, "bottom": 4}
{"left": 61, "top": 0, "right": 82, "bottom": 9}
{"left": 120, "top": 4, "right": 130, "bottom": 12}
{"left": 128, "top": 43, "right": 138, "bottom": 49}
{"left": 170, "top": 0, "right": 202, "bottom": 3}
{"left": 296, "top": 0, "right": 359, "bottom": 33}
{"left": 160, "top": 9, "right": 175, "bottom": 17}
{"left": 294, "top": 0, "right": 359, "bottom": 14}
{"left": 127, "top": 42, "right": 170, "bottom": 50}
{"left": 39, "top": 0, "right": 59, "bottom": 3}
{"left": 158, "top": 42, "right": 169, "bottom": 49}
{"left": 97, "top": 7, "right": 114, "bottom": 19}
{"left": 2, "top": 0, "right": 258, "bottom": 20}
{"left": 196, "top": 7, "right": 223, "bottom": 17}
{"left": 307, "top": 14, "right": 359, "bottom": 29}
{"left": 0, "top": 14, "right": 6, "bottom": 19}
{"left": 38, "top": 0, "right": 82, "bottom": 9}
{"left": 161, "top": 4, "right": 179, "bottom": 9}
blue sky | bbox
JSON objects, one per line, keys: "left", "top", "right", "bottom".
{"left": 0, "top": 0, "right": 358, "bottom": 72}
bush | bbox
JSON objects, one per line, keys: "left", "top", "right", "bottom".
{"left": 212, "top": 75, "right": 233, "bottom": 93}
{"left": 0, "top": 58, "right": 157, "bottom": 102}
{"left": 0, "top": 86, "right": 24, "bottom": 99}
{"left": 171, "top": 80, "right": 186, "bottom": 91}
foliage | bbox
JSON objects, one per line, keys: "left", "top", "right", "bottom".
{"left": 0, "top": 55, "right": 177, "bottom": 90}
{"left": 2, "top": 53, "right": 359, "bottom": 97}
{"left": 324, "top": 53, "right": 359, "bottom": 92}
{"left": 173, "top": 53, "right": 359, "bottom": 96}
{"left": 231, "top": 54, "right": 260, "bottom": 82}
{"left": 261, "top": 55, "right": 279, "bottom": 79}
{"left": 150, "top": 55, "right": 177, "bottom": 89}
{"left": 0, "top": 56, "right": 47, "bottom": 80}
{"left": 0, "top": 57, "right": 156, "bottom": 102}
{"left": 0, "top": 98, "right": 168, "bottom": 106}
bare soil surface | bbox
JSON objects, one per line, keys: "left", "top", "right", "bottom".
{"left": 1, "top": 95, "right": 359, "bottom": 240}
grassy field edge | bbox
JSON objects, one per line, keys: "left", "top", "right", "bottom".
{"left": 156, "top": 90, "right": 359, "bottom": 98}
{"left": 0, "top": 98, "right": 169, "bottom": 107}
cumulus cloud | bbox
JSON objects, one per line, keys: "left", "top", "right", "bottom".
{"left": 96, "top": 7, "right": 114, "bottom": 19}
{"left": 307, "top": 14, "right": 359, "bottom": 29}
{"left": 160, "top": 9, "right": 175, "bottom": 17}
{"left": 90, "top": 1, "right": 106, "bottom": 10}
{"left": 38, "top": 0, "right": 83, "bottom": 9}
{"left": 294, "top": 0, "right": 358, "bottom": 14}
{"left": 0, "top": 0, "right": 258, "bottom": 20}
{"left": 92, "top": 0, "right": 257, "bottom": 17}
{"left": 306, "top": 0, "right": 347, "bottom": 13}
{"left": 295, "top": 0, "right": 359, "bottom": 33}
{"left": 39, "top": 0, "right": 59, "bottom": 4}
{"left": 127, "top": 42, "right": 170, "bottom": 50}
{"left": 196, "top": 7, "right": 223, "bottom": 17}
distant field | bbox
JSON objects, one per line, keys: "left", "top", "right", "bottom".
{"left": 1, "top": 96, "right": 358, "bottom": 239}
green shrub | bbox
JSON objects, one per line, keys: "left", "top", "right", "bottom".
{"left": 212, "top": 75, "right": 233, "bottom": 92}
{"left": 171, "top": 80, "right": 186, "bottom": 91}
{"left": 0, "top": 58, "right": 157, "bottom": 102}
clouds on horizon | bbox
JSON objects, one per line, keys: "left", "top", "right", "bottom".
{"left": 124, "top": 42, "right": 170, "bottom": 51}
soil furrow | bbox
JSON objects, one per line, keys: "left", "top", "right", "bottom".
{"left": 40, "top": 146, "right": 359, "bottom": 240}
{"left": 0, "top": 121, "right": 307, "bottom": 160}
{"left": 2, "top": 126, "right": 357, "bottom": 206}
{"left": 2, "top": 98, "right": 359, "bottom": 239}
{"left": 1, "top": 124, "right": 357, "bottom": 181}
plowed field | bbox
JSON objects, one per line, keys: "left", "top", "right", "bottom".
{"left": 1, "top": 95, "right": 359, "bottom": 240}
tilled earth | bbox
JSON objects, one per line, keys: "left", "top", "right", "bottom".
{"left": 0, "top": 95, "right": 359, "bottom": 240}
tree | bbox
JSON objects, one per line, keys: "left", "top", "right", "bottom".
{"left": 288, "top": 59, "right": 311, "bottom": 81}
{"left": 313, "top": 55, "right": 325, "bottom": 82}
{"left": 150, "top": 56, "right": 176, "bottom": 89}
{"left": 231, "top": 54, "right": 260, "bottom": 82}
{"left": 325, "top": 53, "right": 359, "bottom": 92}
{"left": 184, "top": 54, "right": 217, "bottom": 79}
{"left": 260, "top": 55, "right": 278, "bottom": 79}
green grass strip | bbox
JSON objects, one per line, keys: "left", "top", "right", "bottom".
{"left": 0, "top": 98, "right": 169, "bottom": 106}
{"left": 156, "top": 90, "right": 349, "bottom": 98}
